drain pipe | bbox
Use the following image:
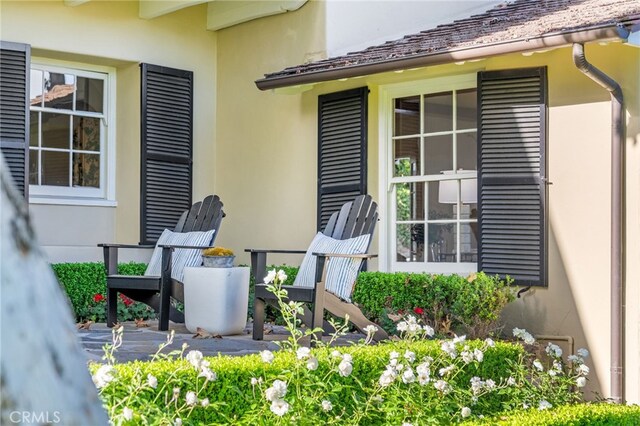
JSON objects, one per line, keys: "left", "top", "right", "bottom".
{"left": 572, "top": 42, "right": 625, "bottom": 403}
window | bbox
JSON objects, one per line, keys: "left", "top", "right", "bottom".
{"left": 28, "top": 61, "right": 114, "bottom": 202}
{"left": 381, "top": 74, "right": 478, "bottom": 274}
{"left": 381, "top": 69, "right": 547, "bottom": 284}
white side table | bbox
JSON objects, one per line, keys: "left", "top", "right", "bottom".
{"left": 183, "top": 266, "right": 250, "bottom": 335}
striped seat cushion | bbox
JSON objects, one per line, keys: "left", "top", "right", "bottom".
{"left": 144, "top": 229, "right": 215, "bottom": 282}
{"left": 293, "top": 232, "right": 370, "bottom": 302}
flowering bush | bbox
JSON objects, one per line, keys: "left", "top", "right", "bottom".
{"left": 82, "top": 292, "right": 155, "bottom": 323}
{"left": 92, "top": 268, "right": 594, "bottom": 425}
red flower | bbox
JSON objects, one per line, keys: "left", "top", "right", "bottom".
{"left": 93, "top": 294, "right": 105, "bottom": 303}
{"left": 413, "top": 307, "right": 424, "bottom": 315}
{"left": 119, "top": 294, "right": 134, "bottom": 307}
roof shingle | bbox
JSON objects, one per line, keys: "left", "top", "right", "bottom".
{"left": 259, "top": 0, "right": 639, "bottom": 86}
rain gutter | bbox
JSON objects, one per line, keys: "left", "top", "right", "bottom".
{"left": 572, "top": 41, "right": 627, "bottom": 404}
{"left": 256, "top": 24, "right": 628, "bottom": 91}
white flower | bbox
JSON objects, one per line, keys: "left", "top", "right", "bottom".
{"left": 548, "top": 369, "right": 557, "bottom": 377}
{"left": 461, "top": 351, "right": 474, "bottom": 364}
{"left": 276, "top": 269, "right": 287, "bottom": 283}
{"left": 461, "top": 407, "right": 471, "bottom": 418}
{"left": 265, "top": 380, "right": 287, "bottom": 402}
{"left": 260, "top": 350, "right": 275, "bottom": 363}
{"left": 402, "top": 423, "right": 413, "bottom": 426}
{"left": 470, "top": 377, "right": 484, "bottom": 395}
{"left": 533, "top": 360, "right": 544, "bottom": 371}
{"left": 270, "top": 399, "right": 289, "bottom": 416}
{"left": 363, "top": 325, "right": 378, "bottom": 335}
{"left": 545, "top": 343, "right": 563, "bottom": 358}
{"left": 389, "top": 351, "right": 400, "bottom": 360}
{"left": 474, "top": 349, "right": 484, "bottom": 362}
{"left": 507, "top": 377, "right": 516, "bottom": 386}
{"left": 199, "top": 366, "right": 217, "bottom": 382}
{"left": 397, "top": 321, "right": 408, "bottom": 332}
{"left": 404, "top": 350, "right": 416, "bottom": 363}
{"left": 296, "top": 347, "right": 311, "bottom": 360}
{"left": 186, "top": 350, "right": 204, "bottom": 369}
{"left": 485, "top": 379, "right": 496, "bottom": 390}
{"left": 578, "top": 364, "right": 590, "bottom": 376}
{"left": 123, "top": 407, "right": 133, "bottom": 421}
{"left": 434, "top": 380, "right": 450, "bottom": 394}
{"left": 306, "top": 357, "right": 319, "bottom": 371}
{"left": 577, "top": 348, "right": 589, "bottom": 358}
{"left": 174, "top": 419, "right": 182, "bottom": 426}
{"left": 172, "top": 387, "right": 180, "bottom": 401}
{"left": 250, "top": 377, "right": 261, "bottom": 386}
{"left": 513, "top": 327, "right": 525, "bottom": 338}
{"left": 264, "top": 269, "right": 276, "bottom": 284}
{"left": 186, "top": 391, "right": 198, "bottom": 406}
{"left": 92, "top": 364, "right": 115, "bottom": 389}
{"left": 522, "top": 403, "right": 530, "bottom": 409}
{"left": 484, "top": 338, "right": 495, "bottom": 347}
{"left": 402, "top": 368, "right": 416, "bottom": 384}
{"left": 453, "top": 335, "right": 467, "bottom": 344}
{"left": 416, "top": 363, "right": 431, "bottom": 385}
{"left": 331, "top": 350, "right": 342, "bottom": 358}
{"left": 441, "top": 341, "right": 457, "bottom": 359}
{"left": 439, "top": 365, "right": 455, "bottom": 376}
{"left": 147, "top": 373, "right": 158, "bottom": 389}
{"left": 513, "top": 328, "right": 535, "bottom": 344}
{"left": 201, "top": 398, "right": 210, "bottom": 407}
{"left": 576, "top": 377, "right": 587, "bottom": 387}
{"left": 342, "top": 353, "right": 353, "bottom": 363}
{"left": 379, "top": 369, "right": 396, "bottom": 387}
{"left": 423, "top": 325, "right": 435, "bottom": 336}
{"left": 523, "top": 333, "right": 535, "bottom": 345}
{"left": 321, "top": 400, "right": 333, "bottom": 412}
{"left": 338, "top": 360, "right": 353, "bottom": 377}
{"left": 538, "top": 400, "right": 552, "bottom": 410}
{"left": 568, "top": 355, "right": 581, "bottom": 363}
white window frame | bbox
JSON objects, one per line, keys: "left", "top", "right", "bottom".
{"left": 378, "top": 73, "right": 478, "bottom": 274}
{"left": 29, "top": 58, "right": 116, "bottom": 207}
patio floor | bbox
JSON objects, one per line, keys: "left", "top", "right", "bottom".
{"left": 78, "top": 321, "right": 365, "bottom": 363}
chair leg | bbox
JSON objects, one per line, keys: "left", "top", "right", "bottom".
{"left": 107, "top": 287, "right": 118, "bottom": 327}
{"left": 253, "top": 297, "right": 265, "bottom": 340}
{"left": 158, "top": 247, "right": 172, "bottom": 331}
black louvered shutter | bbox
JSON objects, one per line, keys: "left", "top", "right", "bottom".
{"left": 478, "top": 67, "right": 547, "bottom": 286}
{"left": 140, "top": 63, "right": 193, "bottom": 244}
{"left": 0, "top": 41, "right": 30, "bottom": 198}
{"left": 317, "top": 87, "right": 368, "bottom": 230}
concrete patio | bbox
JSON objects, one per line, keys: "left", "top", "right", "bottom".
{"left": 78, "top": 321, "right": 365, "bottom": 363}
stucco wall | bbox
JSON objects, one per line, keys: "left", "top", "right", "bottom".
{"left": 0, "top": 0, "right": 217, "bottom": 261}
{"left": 216, "top": 9, "right": 640, "bottom": 402}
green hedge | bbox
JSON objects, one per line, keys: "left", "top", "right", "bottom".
{"left": 352, "top": 271, "right": 514, "bottom": 337}
{"left": 52, "top": 262, "right": 146, "bottom": 321}
{"left": 463, "top": 403, "right": 640, "bottom": 425}
{"left": 98, "top": 340, "right": 523, "bottom": 424}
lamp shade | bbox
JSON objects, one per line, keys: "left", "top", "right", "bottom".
{"left": 438, "top": 170, "right": 477, "bottom": 204}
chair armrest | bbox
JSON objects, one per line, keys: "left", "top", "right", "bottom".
{"left": 311, "top": 252, "right": 378, "bottom": 259}
{"left": 98, "top": 243, "right": 155, "bottom": 249}
{"left": 158, "top": 244, "right": 214, "bottom": 250}
{"left": 245, "top": 248, "right": 307, "bottom": 255}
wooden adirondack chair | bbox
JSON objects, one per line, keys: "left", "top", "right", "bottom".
{"left": 99, "top": 195, "right": 224, "bottom": 331}
{"left": 247, "top": 194, "right": 388, "bottom": 342}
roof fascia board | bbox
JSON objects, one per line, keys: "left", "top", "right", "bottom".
{"left": 139, "top": 0, "right": 208, "bottom": 20}
{"left": 207, "top": 0, "right": 307, "bottom": 31}
{"left": 255, "top": 24, "right": 626, "bottom": 91}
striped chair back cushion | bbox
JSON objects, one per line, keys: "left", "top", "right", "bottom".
{"left": 144, "top": 229, "right": 215, "bottom": 282}
{"left": 293, "top": 232, "right": 370, "bottom": 302}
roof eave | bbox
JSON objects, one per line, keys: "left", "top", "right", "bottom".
{"left": 255, "top": 23, "right": 629, "bottom": 91}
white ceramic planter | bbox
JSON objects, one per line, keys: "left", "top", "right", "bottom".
{"left": 183, "top": 266, "right": 250, "bottom": 335}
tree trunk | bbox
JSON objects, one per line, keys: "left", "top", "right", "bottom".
{"left": 0, "top": 157, "right": 108, "bottom": 425}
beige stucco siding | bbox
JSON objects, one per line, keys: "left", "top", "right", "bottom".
{"left": 0, "top": 0, "right": 217, "bottom": 261}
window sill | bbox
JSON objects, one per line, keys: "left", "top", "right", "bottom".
{"left": 29, "top": 196, "right": 117, "bottom": 207}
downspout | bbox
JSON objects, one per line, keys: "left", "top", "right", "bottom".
{"left": 572, "top": 42, "right": 625, "bottom": 403}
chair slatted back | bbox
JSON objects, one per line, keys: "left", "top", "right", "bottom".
{"left": 173, "top": 195, "right": 224, "bottom": 235}
{"left": 323, "top": 195, "right": 377, "bottom": 248}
